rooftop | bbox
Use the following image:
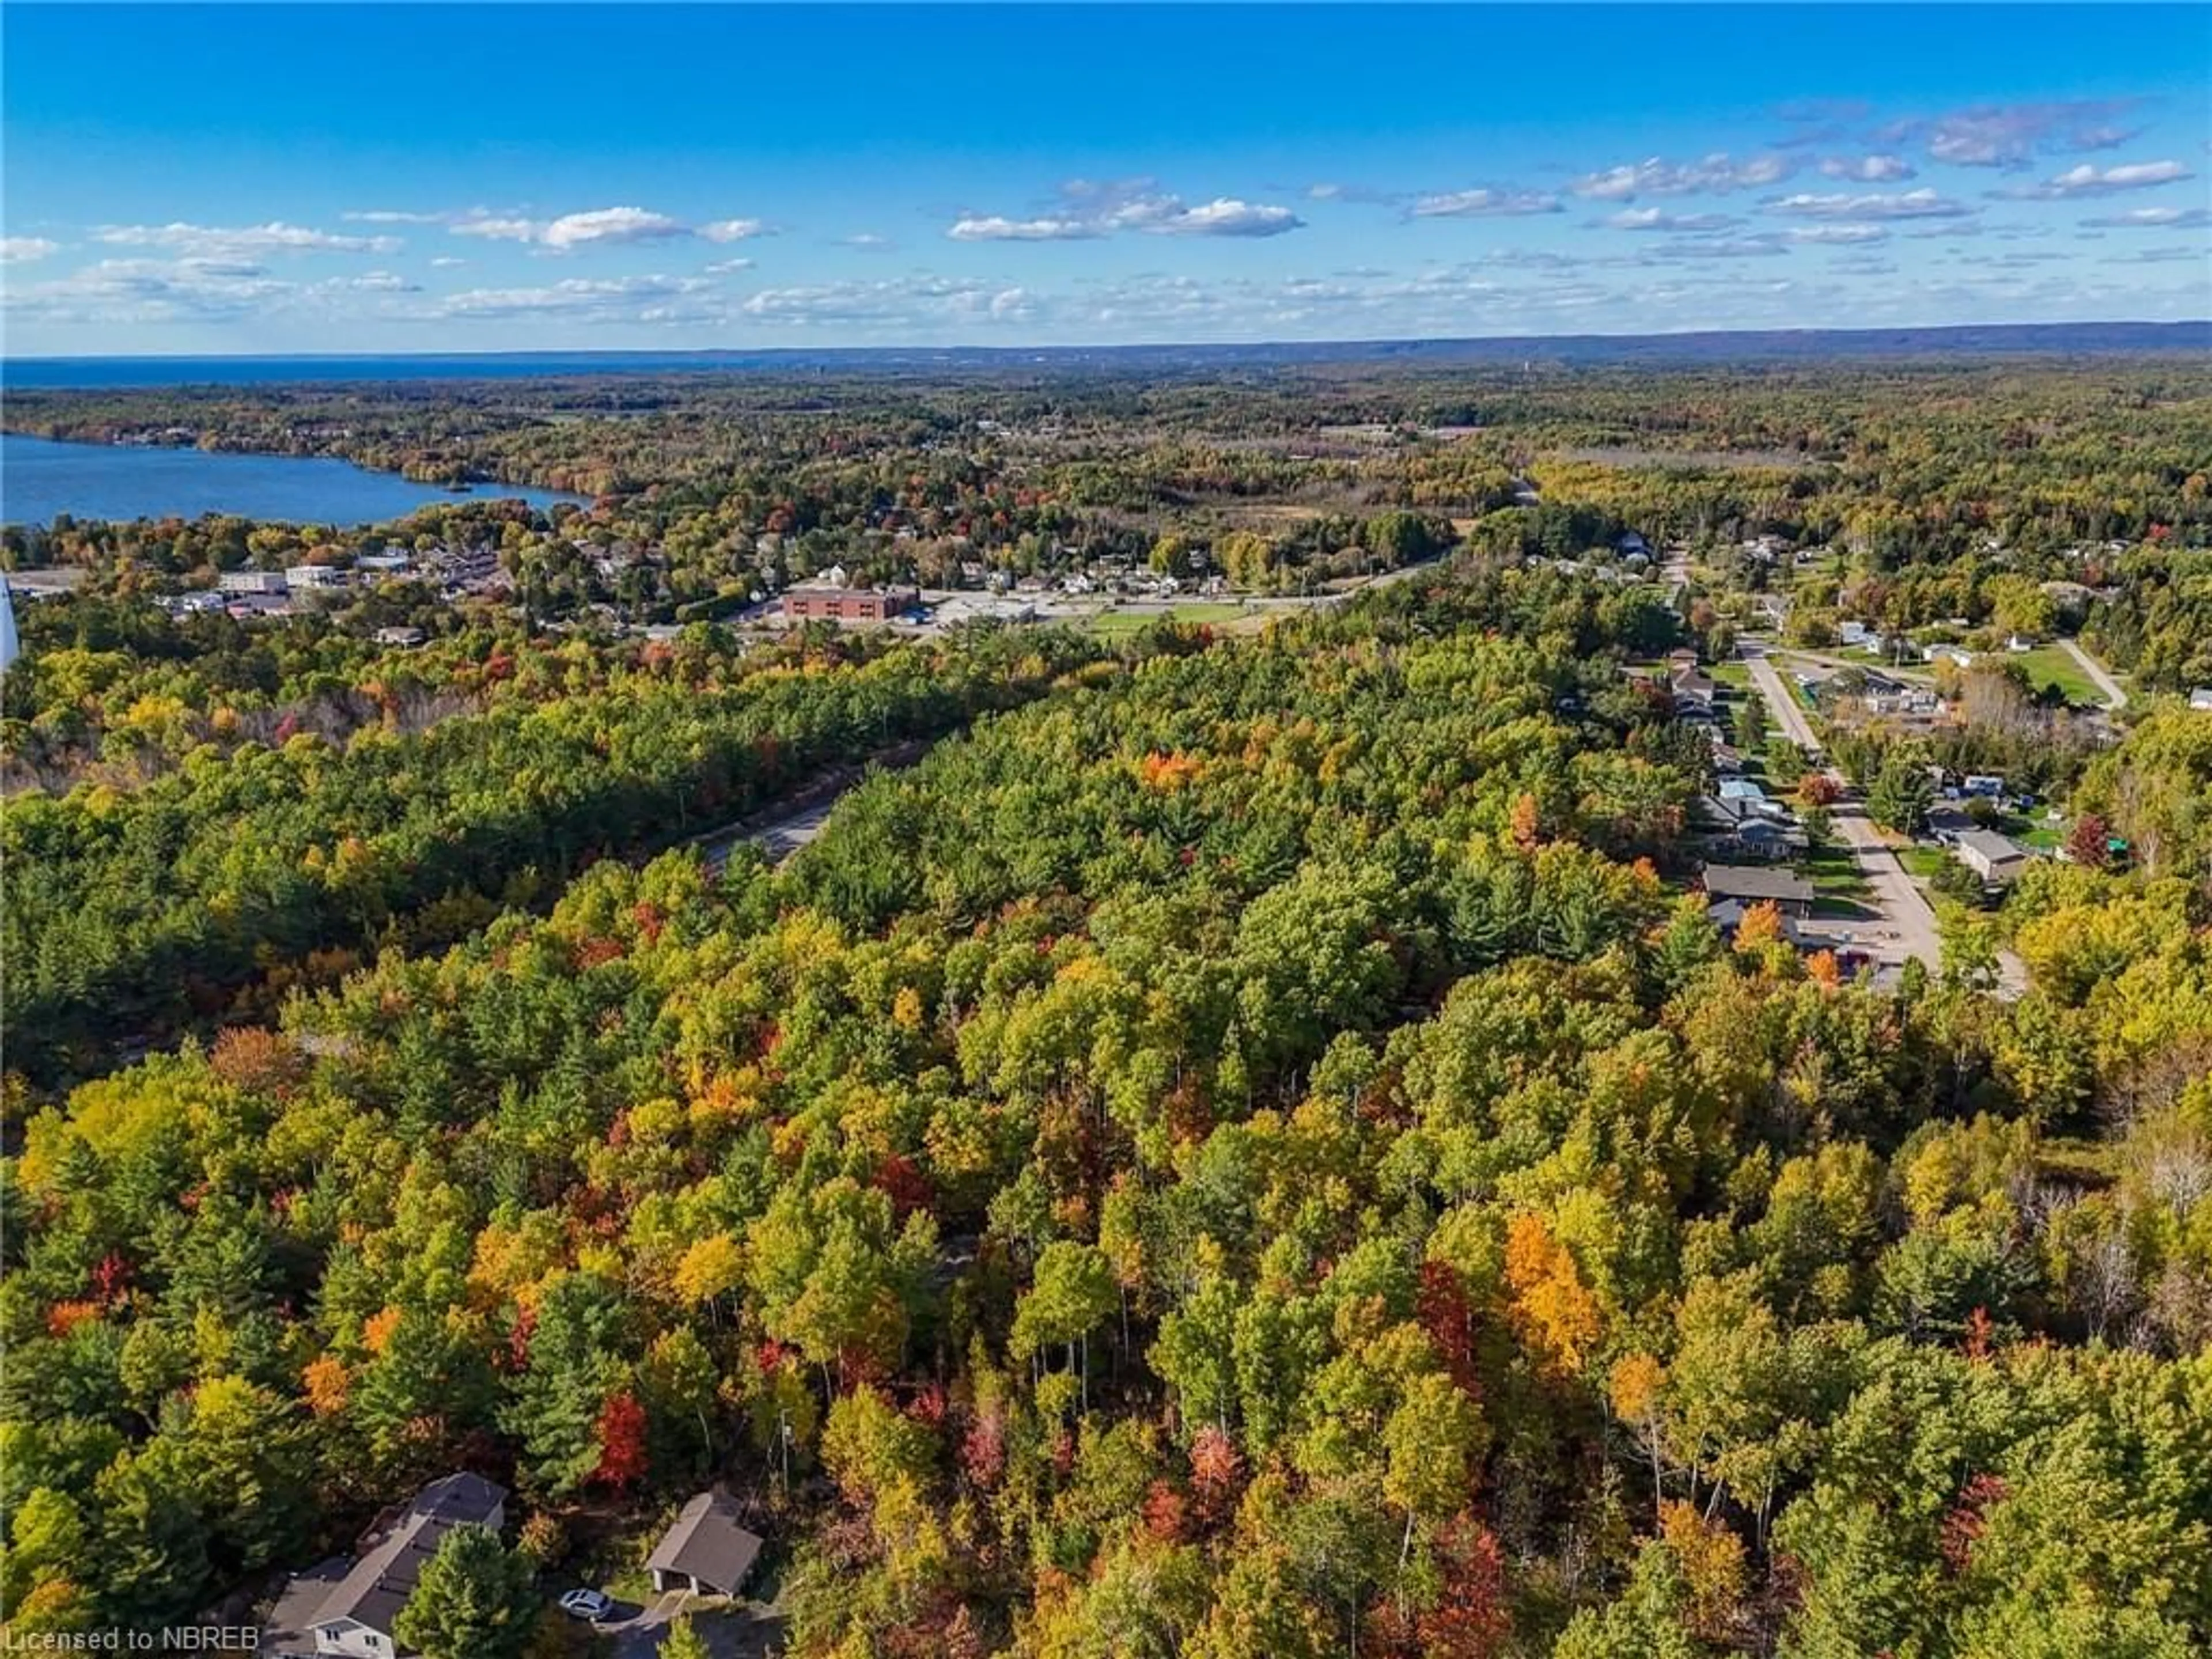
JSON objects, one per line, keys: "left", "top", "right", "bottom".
{"left": 1700, "top": 864, "right": 1815, "bottom": 905}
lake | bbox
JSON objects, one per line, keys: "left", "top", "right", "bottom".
{"left": 0, "top": 433, "right": 584, "bottom": 527}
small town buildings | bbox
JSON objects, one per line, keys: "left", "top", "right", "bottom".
{"left": 219, "top": 569, "right": 289, "bottom": 596}
{"left": 373, "top": 626, "right": 427, "bottom": 649}
{"left": 1956, "top": 830, "right": 2032, "bottom": 886}
{"left": 1961, "top": 774, "right": 2007, "bottom": 798}
{"left": 284, "top": 565, "right": 347, "bottom": 591}
{"left": 1700, "top": 863, "right": 1816, "bottom": 920}
{"left": 1922, "top": 643, "right": 1975, "bottom": 668}
{"left": 265, "top": 1474, "right": 507, "bottom": 1658}
{"left": 646, "top": 1492, "right": 765, "bottom": 1600}
{"left": 782, "top": 585, "right": 919, "bottom": 625}
{"left": 355, "top": 552, "right": 414, "bottom": 576}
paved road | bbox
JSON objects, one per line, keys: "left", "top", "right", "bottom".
{"left": 1744, "top": 647, "right": 1824, "bottom": 752}
{"left": 2060, "top": 638, "right": 2128, "bottom": 710}
{"left": 1738, "top": 644, "right": 2023, "bottom": 995}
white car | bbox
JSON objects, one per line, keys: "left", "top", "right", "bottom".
{"left": 559, "top": 1588, "right": 616, "bottom": 1622}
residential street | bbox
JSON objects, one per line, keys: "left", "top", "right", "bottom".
{"left": 1738, "top": 643, "right": 2024, "bottom": 995}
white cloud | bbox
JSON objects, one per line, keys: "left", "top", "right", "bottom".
{"left": 702, "top": 257, "right": 755, "bottom": 275}
{"left": 1819, "top": 154, "right": 1915, "bottom": 183}
{"left": 737, "top": 276, "right": 1037, "bottom": 326}
{"left": 1599, "top": 209, "right": 1740, "bottom": 232}
{"left": 1570, "top": 154, "right": 1793, "bottom": 201}
{"left": 1639, "top": 236, "right": 1790, "bottom": 260}
{"left": 435, "top": 275, "right": 714, "bottom": 319}
{"left": 327, "top": 270, "right": 419, "bottom": 293}
{"left": 429, "top": 256, "right": 468, "bottom": 269}
{"left": 1787, "top": 224, "right": 1890, "bottom": 245}
{"left": 2080, "top": 206, "right": 2211, "bottom": 229}
{"left": 540, "top": 206, "right": 690, "bottom": 248}
{"left": 1409, "top": 188, "right": 1562, "bottom": 218}
{"left": 93, "top": 221, "right": 402, "bottom": 257}
{"left": 1893, "top": 100, "right": 2143, "bottom": 168}
{"left": 1146, "top": 198, "right": 1303, "bottom": 237}
{"left": 1, "top": 237, "right": 61, "bottom": 264}
{"left": 443, "top": 208, "right": 770, "bottom": 249}
{"left": 836, "top": 232, "right": 895, "bottom": 251}
{"left": 948, "top": 180, "right": 1304, "bottom": 241}
{"left": 341, "top": 209, "right": 449, "bottom": 225}
{"left": 449, "top": 215, "right": 543, "bottom": 243}
{"left": 1766, "top": 188, "right": 1975, "bottom": 221}
{"left": 947, "top": 215, "right": 1100, "bottom": 242}
{"left": 2002, "top": 160, "right": 2194, "bottom": 199}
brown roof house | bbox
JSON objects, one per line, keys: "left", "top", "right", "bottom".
{"left": 647, "top": 1491, "right": 766, "bottom": 1599}
{"left": 266, "top": 1472, "right": 507, "bottom": 1658}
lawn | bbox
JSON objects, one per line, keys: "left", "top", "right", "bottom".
{"left": 1708, "top": 658, "right": 1750, "bottom": 690}
{"left": 1088, "top": 601, "right": 1249, "bottom": 636}
{"left": 2010, "top": 645, "right": 2102, "bottom": 706}
{"left": 1806, "top": 844, "right": 1872, "bottom": 910}
{"left": 1898, "top": 845, "right": 1951, "bottom": 881}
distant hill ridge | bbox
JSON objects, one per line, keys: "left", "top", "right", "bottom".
{"left": 6, "top": 320, "right": 2208, "bottom": 388}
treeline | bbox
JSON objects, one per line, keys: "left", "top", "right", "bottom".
{"left": 4, "top": 574, "right": 2207, "bottom": 1654}
{"left": 10, "top": 361, "right": 2207, "bottom": 630}
{"left": 3, "top": 624, "right": 1103, "bottom": 1082}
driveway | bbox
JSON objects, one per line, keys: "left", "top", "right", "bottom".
{"left": 1738, "top": 643, "right": 2025, "bottom": 997}
{"left": 607, "top": 1590, "right": 783, "bottom": 1658}
{"left": 2059, "top": 638, "right": 2128, "bottom": 710}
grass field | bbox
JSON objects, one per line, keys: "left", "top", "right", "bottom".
{"left": 1087, "top": 602, "right": 1249, "bottom": 636}
{"left": 2010, "top": 645, "right": 2102, "bottom": 706}
{"left": 1899, "top": 846, "right": 1951, "bottom": 881}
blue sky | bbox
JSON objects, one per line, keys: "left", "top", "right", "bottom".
{"left": 3, "top": 4, "right": 2207, "bottom": 354}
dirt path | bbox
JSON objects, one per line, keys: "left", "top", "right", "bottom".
{"left": 684, "top": 740, "right": 930, "bottom": 873}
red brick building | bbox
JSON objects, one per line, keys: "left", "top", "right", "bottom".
{"left": 781, "top": 586, "right": 919, "bottom": 624}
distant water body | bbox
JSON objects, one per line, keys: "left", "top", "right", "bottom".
{"left": 0, "top": 433, "right": 583, "bottom": 527}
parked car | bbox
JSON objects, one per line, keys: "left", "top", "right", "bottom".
{"left": 559, "top": 1588, "right": 616, "bottom": 1622}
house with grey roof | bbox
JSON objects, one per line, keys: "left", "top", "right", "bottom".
{"left": 1700, "top": 863, "right": 1816, "bottom": 919}
{"left": 647, "top": 1491, "right": 765, "bottom": 1600}
{"left": 1956, "top": 830, "right": 2032, "bottom": 887}
{"left": 266, "top": 1473, "right": 506, "bottom": 1657}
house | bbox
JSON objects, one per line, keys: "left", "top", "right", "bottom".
{"left": 356, "top": 552, "right": 413, "bottom": 576}
{"left": 2189, "top": 688, "right": 2212, "bottom": 713}
{"left": 1956, "top": 830, "right": 2032, "bottom": 886}
{"left": 285, "top": 565, "right": 347, "bottom": 591}
{"left": 1838, "top": 620, "right": 1873, "bottom": 648}
{"left": 219, "top": 569, "right": 289, "bottom": 596}
{"left": 2005, "top": 634, "right": 2035, "bottom": 654}
{"left": 1922, "top": 643, "right": 1974, "bottom": 668}
{"left": 1700, "top": 863, "right": 1815, "bottom": 920}
{"left": 1716, "top": 778, "right": 1789, "bottom": 821}
{"left": 1671, "top": 667, "right": 1717, "bottom": 713}
{"left": 646, "top": 1492, "right": 765, "bottom": 1600}
{"left": 373, "top": 626, "right": 426, "bottom": 649}
{"left": 1617, "top": 531, "right": 1651, "bottom": 559}
{"left": 1961, "top": 774, "right": 2006, "bottom": 799}
{"left": 782, "top": 585, "right": 919, "bottom": 626}
{"left": 268, "top": 1473, "right": 507, "bottom": 1658}
{"left": 1721, "top": 816, "right": 1806, "bottom": 862}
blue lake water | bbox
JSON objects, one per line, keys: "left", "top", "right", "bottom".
{"left": 0, "top": 433, "right": 583, "bottom": 527}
